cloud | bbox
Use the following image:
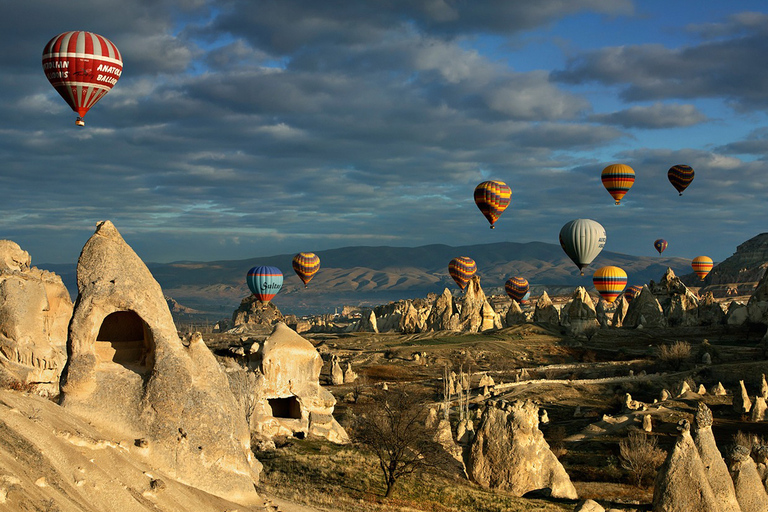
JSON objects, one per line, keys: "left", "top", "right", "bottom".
{"left": 589, "top": 103, "right": 708, "bottom": 129}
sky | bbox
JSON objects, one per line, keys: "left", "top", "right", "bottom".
{"left": 4, "top": 1, "right": 768, "bottom": 266}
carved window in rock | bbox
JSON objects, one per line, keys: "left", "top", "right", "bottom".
{"left": 268, "top": 396, "right": 302, "bottom": 419}
{"left": 95, "top": 311, "right": 155, "bottom": 371}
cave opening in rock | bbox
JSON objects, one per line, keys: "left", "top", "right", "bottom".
{"left": 95, "top": 311, "right": 155, "bottom": 372}
{"left": 268, "top": 396, "right": 301, "bottom": 419}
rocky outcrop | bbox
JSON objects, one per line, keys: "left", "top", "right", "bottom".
{"left": 0, "top": 240, "right": 72, "bottom": 396}
{"left": 692, "top": 403, "right": 742, "bottom": 512}
{"left": 533, "top": 292, "right": 560, "bottom": 326}
{"left": 734, "top": 380, "right": 752, "bottom": 415}
{"left": 426, "top": 288, "right": 460, "bottom": 331}
{"left": 355, "top": 309, "right": 378, "bottom": 333}
{"left": 611, "top": 296, "right": 629, "bottom": 328}
{"left": 698, "top": 292, "right": 727, "bottom": 326}
{"left": 231, "top": 296, "right": 285, "bottom": 334}
{"left": 653, "top": 420, "right": 719, "bottom": 512}
{"left": 729, "top": 445, "right": 768, "bottom": 512}
{"left": 624, "top": 286, "right": 666, "bottom": 328}
{"left": 649, "top": 268, "right": 699, "bottom": 327}
{"left": 467, "top": 400, "right": 577, "bottom": 499}
{"left": 505, "top": 300, "right": 527, "bottom": 326}
{"left": 560, "top": 287, "right": 599, "bottom": 337}
{"left": 747, "top": 267, "right": 768, "bottom": 325}
{"left": 727, "top": 301, "right": 749, "bottom": 326}
{"left": 372, "top": 298, "right": 430, "bottom": 333}
{"left": 59, "top": 221, "right": 260, "bottom": 505}
{"left": 457, "top": 276, "right": 501, "bottom": 332}
{"left": 697, "top": 233, "right": 768, "bottom": 297}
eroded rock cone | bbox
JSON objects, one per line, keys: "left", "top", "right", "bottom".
{"left": 729, "top": 444, "right": 768, "bottom": 512}
{"left": 649, "top": 268, "right": 699, "bottom": 327}
{"left": 624, "top": 286, "right": 666, "bottom": 328}
{"left": 231, "top": 296, "right": 285, "bottom": 334}
{"left": 698, "top": 292, "right": 726, "bottom": 326}
{"left": 467, "top": 400, "right": 577, "bottom": 499}
{"left": 692, "top": 403, "right": 742, "bottom": 512}
{"left": 734, "top": 380, "right": 752, "bottom": 415}
{"left": 426, "top": 288, "right": 460, "bottom": 331}
{"left": 652, "top": 420, "right": 720, "bottom": 512}
{"left": 0, "top": 240, "right": 72, "bottom": 397}
{"left": 533, "top": 292, "right": 560, "bottom": 326}
{"left": 505, "top": 300, "right": 527, "bottom": 326}
{"left": 560, "top": 287, "right": 600, "bottom": 337}
{"left": 355, "top": 309, "right": 378, "bottom": 333}
{"left": 611, "top": 295, "right": 629, "bottom": 328}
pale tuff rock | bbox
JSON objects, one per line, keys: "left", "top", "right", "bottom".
{"left": 624, "top": 286, "right": 666, "bottom": 328}
{"left": 560, "top": 287, "right": 600, "bottom": 337}
{"left": 698, "top": 292, "right": 726, "bottom": 326}
{"left": 373, "top": 298, "right": 430, "bottom": 333}
{"left": 610, "top": 295, "right": 629, "bottom": 328}
{"left": 692, "top": 403, "right": 742, "bottom": 512}
{"left": 652, "top": 420, "right": 720, "bottom": 512}
{"left": 726, "top": 301, "right": 748, "bottom": 326}
{"left": 624, "top": 393, "right": 642, "bottom": 411}
{"left": 59, "top": 221, "right": 259, "bottom": 505}
{"left": 456, "top": 417, "right": 474, "bottom": 445}
{"left": 676, "top": 380, "right": 692, "bottom": 398}
{"left": 533, "top": 292, "right": 560, "bottom": 326}
{"left": 247, "top": 323, "right": 348, "bottom": 444}
{"left": 426, "top": 288, "right": 460, "bottom": 331}
{"left": 649, "top": 268, "right": 699, "bottom": 327}
{"left": 231, "top": 296, "right": 285, "bottom": 334}
{"left": 505, "top": 300, "right": 527, "bottom": 326}
{"left": 539, "top": 409, "right": 549, "bottom": 425}
{"left": 330, "top": 355, "right": 344, "bottom": 385}
{"left": 642, "top": 414, "right": 653, "bottom": 432}
{"left": 355, "top": 309, "right": 378, "bottom": 333}
{"left": 753, "top": 446, "right": 768, "bottom": 492}
{"left": 713, "top": 382, "right": 728, "bottom": 396}
{"left": 702, "top": 352, "right": 712, "bottom": 365}
{"left": 751, "top": 396, "right": 767, "bottom": 422}
{"left": 729, "top": 445, "right": 768, "bottom": 512}
{"left": 478, "top": 373, "right": 495, "bottom": 389}
{"left": 734, "top": 380, "right": 752, "bottom": 415}
{"left": 595, "top": 299, "right": 610, "bottom": 328}
{"left": 574, "top": 499, "right": 606, "bottom": 512}
{"left": 698, "top": 384, "right": 707, "bottom": 395}
{"left": 747, "top": 268, "right": 768, "bottom": 325}
{"left": 433, "top": 417, "right": 468, "bottom": 478}
{"left": 761, "top": 374, "right": 768, "bottom": 399}
{"left": 457, "top": 276, "right": 501, "bottom": 332}
{"left": 343, "top": 362, "right": 357, "bottom": 384}
{"left": 660, "top": 389, "right": 671, "bottom": 401}
{"left": 467, "top": 400, "right": 577, "bottom": 499}
{"left": 0, "top": 241, "right": 72, "bottom": 396}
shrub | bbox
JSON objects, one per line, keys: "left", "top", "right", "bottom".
{"left": 656, "top": 341, "right": 692, "bottom": 370}
{"left": 618, "top": 431, "right": 666, "bottom": 487}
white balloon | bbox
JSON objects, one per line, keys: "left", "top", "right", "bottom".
{"left": 559, "top": 219, "right": 606, "bottom": 275}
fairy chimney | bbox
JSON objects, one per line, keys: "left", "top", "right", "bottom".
{"left": 692, "top": 403, "right": 741, "bottom": 512}
{"left": 533, "top": 292, "right": 560, "bottom": 326}
{"left": 559, "top": 287, "right": 600, "bottom": 337}
{"left": 729, "top": 445, "right": 768, "bottom": 512}
{"left": 59, "top": 221, "right": 260, "bottom": 505}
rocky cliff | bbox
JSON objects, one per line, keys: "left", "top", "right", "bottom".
{"left": 697, "top": 233, "right": 768, "bottom": 297}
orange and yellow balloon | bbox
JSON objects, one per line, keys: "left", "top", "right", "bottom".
{"left": 292, "top": 252, "right": 320, "bottom": 288}
{"left": 691, "top": 256, "right": 713, "bottom": 280}
{"left": 601, "top": 164, "right": 635, "bottom": 205}
{"left": 474, "top": 180, "right": 511, "bottom": 229}
{"left": 593, "top": 266, "right": 628, "bottom": 303}
{"left": 448, "top": 256, "right": 477, "bottom": 290}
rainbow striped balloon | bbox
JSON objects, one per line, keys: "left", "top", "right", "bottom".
{"left": 691, "top": 256, "right": 713, "bottom": 280}
{"left": 601, "top": 164, "right": 635, "bottom": 205}
{"left": 654, "top": 239, "right": 668, "bottom": 255}
{"left": 593, "top": 266, "right": 628, "bottom": 303}
{"left": 246, "top": 266, "right": 283, "bottom": 303}
{"left": 624, "top": 285, "right": 643, "bottom": 303}
{"left": 292, "top": 252, "right": 320, "bottom": 287}
{"left": 668, "top": 164, "right": 694, "bottom": 196}
{"left": 474, "top": 180, "right": 511, "bottom": 229}
{"left": 448, "top": 256, "right": 477, "bottom": 290}
{"left": 505, "top": 276, "right": 529, "bottom": 303}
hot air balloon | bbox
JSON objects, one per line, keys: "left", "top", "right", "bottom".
{"left": 42, "top": 31, "right": 123, "bottom": 126}
{"left": 505, "top": 276, "right": 529, "bottom": 303}
{"left": 474, "top": 180, "right": 511, "bottom": 229}
{"left": 601, "top": 164, "right": 635, "bottom": 205}
{"left": 559, "top": 219, "right": 606, "bottom": 275}
{"left": 624, "top": 285, "right": 643, "bottom": 303}
{"left": 691, "top": 256, "right": 713, "bottom": 280}
{"left": 246, "top": 266, "right": 283, "bottom": 303}
{"left": 292, "top": 252, "right": 320, "bottom": 288}
{"left": 520, "top": 291, "right": 531, "bottom": 305}
{"left": 448, "top": 257, "right": 476, "bottom": 290}
{"left": 593, "top": 266, "right": 627, "bottom": 303}
{"left": 668, "top": 164, "right": 694, "bottom": 196}
{"left": 654, "top": 239, "right": 668, "bottom": 255}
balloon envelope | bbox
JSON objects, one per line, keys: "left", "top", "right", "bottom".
{"left": 474, "top": 180, "right": 511, "bottom": 229}
{"left": 593, "top": 266, "right": 627, "bottom": 303}
{"left": 654, "top": 239, "right": 668, "bottom": 255}
{"left": 668, "top": 164, "right": 694, "bottom": 195}
{"left": 559, "top": 219, "right": 606, "bottom": 275}
{"left": 292, "top": 252, "right": 320, "bottom": 287}
{"left": 448, "top": 257, "right": 476, "bottom": 290}
{"left": 505, "top": 276, "right": 529, "bottom": 303}
{"left": 601, "top": 164, "right": 635, "bottom": 205}
{"left": 624, "top": 285, "right": 643, "bottom": 303}
{"left": 691, "top": 256, "right": 713, "bottom": 280}
{"left": 246, "top": 266, "right": 283, "bottom": 303}
{"left": 42, "top": 31, "right": 123, "bottom": 126}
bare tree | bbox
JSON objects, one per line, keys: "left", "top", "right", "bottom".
{"left": 351, "top": 386, "right": 451, "bottom": 498}
{"left": 619, "top": 431, "right": 666, "bottom": 487}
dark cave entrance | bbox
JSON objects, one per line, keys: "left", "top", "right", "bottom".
{"left": 95, "top": 311, "right": 155, "bottom": 372}
{"left": 268, "top": 396, "right": 301, "bottom": 419}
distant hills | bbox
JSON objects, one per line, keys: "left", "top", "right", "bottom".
{"left": 42, "top": 240, "right": 695, "bottom": 318}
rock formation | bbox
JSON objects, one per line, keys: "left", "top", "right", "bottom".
{"left": 713, "top": 382, "right": 727, "bottom": 396}
{"left": 59, "top": 221, "right": 260, "bottom": 505}
{"left": 456, "top": 276, "right": 501, "bottom": 332}
{"left": 649, "top": 268, "right": 699, "bottom": 327}
{"left": 0, "top": 240, "right": 73, "bottom": 396}
{"left": 692, "top": 403, "right": 742, "bottom": 512}
{"left": 698, "top": 292, "right": 726, "bottom": 326}
{"left": 734, "top": 380, "right": 752, "bottom": 415}
{"left": 426, "top": 288, "right": 460, "bottom": 331}
{"left": 751, "top": 396, "right": 767, "bottom": 422}
{"left": 231, "top": 295, "right": 285, "bottom": 334}
{"left": 652, "top": 420, "right": 720, "bottom": 512}
{"left": 595, "top": 299, "right": 610, "bottom": 328}
{"left": 533, "top": 292, "right": 560, "bottom": 326}
{"left": 505, "top": 300, "right": 527, "bottom": 326}
{"left": 574, "top": 500, "right": 606, "bottom": 512}
{"left": 642, "top": 414, "right": 653, "bottom": 432}
{"left": 467, "top": 400, "right": 577, "bottom": 499}
{"left": 330, "top": 355, "right": 344, "bottom": 385}
{"left": 244, "top": 323, "right": 348, "bottom": 444}
{"left": 729, "top": 445, "right": 768, "bottom": 512}
{"left": 747, "top": 267, "right": 768, "bottom": 326}
{"left": 559, "top": 287, "right": 600, "bottom": 337}
{"left": 624, "top": 286, "right": 666, "bottom": 328}
{"left": 343, "top": 362, "right": 357, "bottom": 383}
{"left": 611, "top": 295, "right": 629, "bottom": 328}
{"left": 372, "top": 298, "right": 430, "bottom": 333}
{"left": 727, "top": 301, "right": 749, "bottom": 326}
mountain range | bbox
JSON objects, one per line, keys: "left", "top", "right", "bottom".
{"left": 42, "top": 240, "right": 698, "bottom": 318}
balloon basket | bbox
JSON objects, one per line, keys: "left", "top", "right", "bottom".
{"left": 75, "top": 117, "right": 85, "bottom": 127}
